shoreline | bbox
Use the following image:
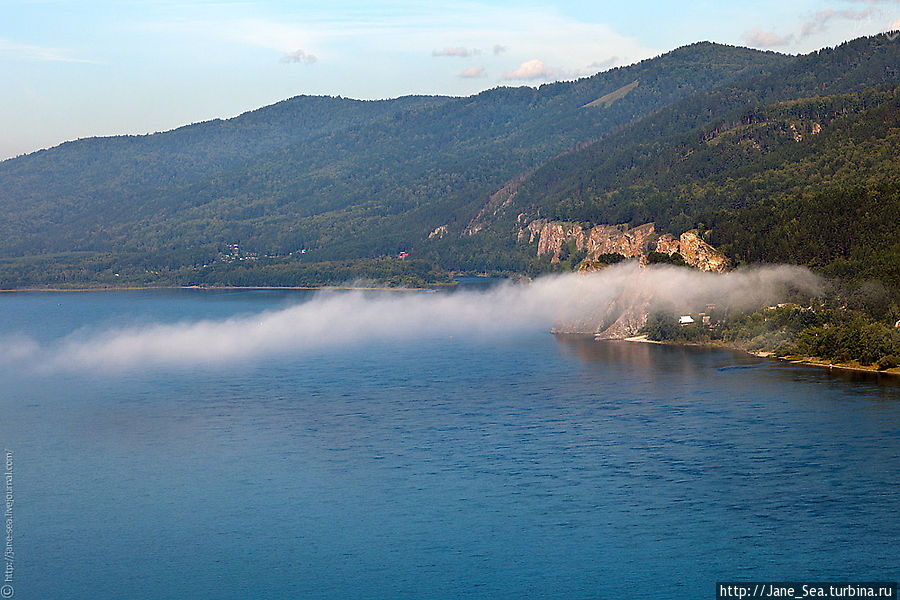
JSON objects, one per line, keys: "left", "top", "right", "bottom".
{"left": 3, "top": 288, "right": 897, "bottom": 378}
{"left": 775, "top": 356, "right": 900, "bottom": 377}
{"left": 621, "top": 334, "right": 900, "bottom": 377}
{"left": 0, "top": 283, "right": 446, "bottom": 293}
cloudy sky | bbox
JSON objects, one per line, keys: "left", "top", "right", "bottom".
{"left": 2, "top": 0, "right": 898, "bottom": 160}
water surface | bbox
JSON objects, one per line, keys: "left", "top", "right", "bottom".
{"left": 0, "top": 289, "right": 897, "bottom": 599}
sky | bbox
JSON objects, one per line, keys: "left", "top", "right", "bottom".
{"left": 2, "top": 0, "right": 899, "bottom": 160}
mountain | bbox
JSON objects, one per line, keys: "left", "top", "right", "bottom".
{"left": 462, "top": 35, "right": 900, "bottom": 287}
{"left": 0, "top": 42, "right": 786, "bottom": 287}
{"left": 0, "top": 35, "right": 898, "bottom": 290}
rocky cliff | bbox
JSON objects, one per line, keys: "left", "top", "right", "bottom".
{"left": 528, "top": 221, "right": 729, "bottom": 338}
{"left": 535, "top": 221, "right": 585, "bottom": 259}
{"left": 674, "top": 230, "right": 729, "bottom": 272}
{"left": 525, "top": 220, "right": 729, "bottom": 272}
{"left": 585, "top": 223, "right": 656, "bottom": 260}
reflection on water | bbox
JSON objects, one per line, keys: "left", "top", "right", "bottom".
{"left": 553, "top": 335, "right": 759, "bottom": 371}
{"left": 555, "top": 335, "right": 900, "bottom": 400}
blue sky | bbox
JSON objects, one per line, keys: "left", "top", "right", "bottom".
{"left": 2, "top": 0, "right": 898, "bottom": 160}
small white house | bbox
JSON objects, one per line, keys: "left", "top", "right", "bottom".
{"left": 679, "top": 315, "right": 695, "bottom": 326}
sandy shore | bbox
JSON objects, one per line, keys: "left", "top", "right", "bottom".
{"left": 622, "top": 334, "right": 664, "bottom": 344}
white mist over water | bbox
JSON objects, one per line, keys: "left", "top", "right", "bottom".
{"left": 2, "top": 263, "right": 821, "bottom": 372}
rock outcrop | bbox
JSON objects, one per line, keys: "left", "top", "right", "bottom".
{"left": 532, "top": 222, "right": 655, "bottom": 263}
{"left": 428, "top": 225, "right": 448, "bottom": 239}
{"left": 535, "top": 222, "right": 585, "bottom": 262}
{"left": 673, "top": 230, "right": 729, "bottom": 272}
{"left": 525, "top": 219, "right": 729, "bottom": 272}
{"left": 514, "top": 215, "right": 541, "bottom": 243}
{"left": 585, "top": 223, "right": 656, "bottom": 259}
{"left": 655, "top": 233, "right": 680, "bottom": 255}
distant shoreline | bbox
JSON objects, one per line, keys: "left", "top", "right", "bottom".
{"left": 621, "top": 334, "right": 900, "bottom": 377}
{"left": 4, "top": 288, "right": 897, "bottom": 378}
{"left": 0, "top": 284, "right": 444, "bottom": 293}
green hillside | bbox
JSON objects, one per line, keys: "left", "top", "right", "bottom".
{"left": 0, "top": 35, "right": 898, "bottom": 293}
{"left": 0, "top": 42, "right": 786, "bottom": 287}
{"left": 480, "top": 35, "right": 900, "bottom": 288}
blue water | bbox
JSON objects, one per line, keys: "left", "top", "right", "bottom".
{"left": 0, "top": 289, "right": 898, "bottom": 599}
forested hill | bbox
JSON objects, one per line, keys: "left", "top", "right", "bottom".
{"left": 476, "top": 34, "right": 900, "bottom": 288}
{"left": 0, "top": 42, "right": 785, "bottom": 277}
{"left": 499, "top": 34, "right": 900, "bottom": 225}
{"left": 0, "top": 35, "right": 898, "bottom": 291}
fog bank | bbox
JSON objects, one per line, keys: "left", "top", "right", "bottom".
{"left": 3, "top": 263, "right": 820, "bottom": 372}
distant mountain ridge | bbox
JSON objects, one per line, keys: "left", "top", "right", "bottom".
{"left": 0, "top": 43, "right": 785, "bottom": 260}
{"left": 0, "top": 35, "right": 898, "bottom": 289}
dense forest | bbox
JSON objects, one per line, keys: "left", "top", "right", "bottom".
{"left": 0, "top": 41, "right": 788, "bottom": 283}
{"left": 508, "top": 87, "right": 900, "bottom": 288}
{"left": 0, "top": 36, "right": 897, "bottom": 316}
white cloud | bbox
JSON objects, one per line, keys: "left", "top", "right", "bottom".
{"left": 137, "top": 5, "right": 657, "bottom": 92}
{"left": 459, "top": 66, "right": 486, "bottom": 78}
{"left": 0, "top": 37, "right": 97, "bottom": 63}
{"left": 502, "top": 58, "right": 558, "bottom": 80}
{"left": 741, "top": 28, "right": 795, "bottom": 48}
{"left": 587, "top": 56, "right": 620, "bottom": 71}
{"left": 280, "top": 49, "right": 317, "bottom": 64}
{"left": 432, "top": 47, "right": 479, "bottom": 57}
{"left": 801, "top": 8, "right": 873, "bottom": 37}
{"left": 141, "top": 17, "right": 318, "bottom": 56}
{"left": 740, "top": 3, "right": 890, "bottom": 51}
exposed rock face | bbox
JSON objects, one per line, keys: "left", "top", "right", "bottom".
{"left": 428, "top": 225, "right": 448, "bottom": 239}
{"left": 596, "top": 296, "right": 651, "bottom": 339}
{"left": 584, "top": 223, "right": 656, "bottom": 259}
{"left": 528, "top": 219, "right": 729, "bottom": 272}
{"left": 671, "top": 230, "right": 729, "bottom": 272}
{"left": 651, "top": 230, "right": 729, "bottom": 272}
{"left": 534, "top": 222, "right": 657, "bottom": 263}
{"left": 517, "top": 218, "right": 547, "bottom": 244}
{"left": 532, "top": 220, "right": 729, "bottom": 272}
{"left": 536, "top": 222, "right": 585, "bottom": 263}
{"left": 655, "top": 233, "right": 680, "bottom": 255}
